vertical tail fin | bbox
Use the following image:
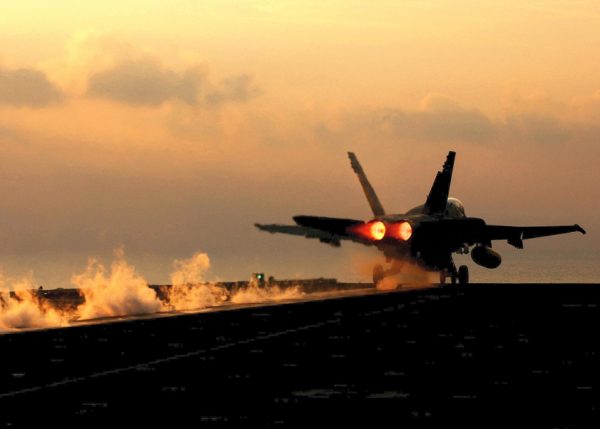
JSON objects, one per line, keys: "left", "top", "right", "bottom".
{"left": 348, "top": 152, "right": 386, "bottom": 217}
{"left": 424, "top": 151, "right": 455, "bottom": 215}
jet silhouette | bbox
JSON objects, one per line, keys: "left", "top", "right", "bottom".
{"left": 256, "top": 152, "right": 586, "bottom": 286}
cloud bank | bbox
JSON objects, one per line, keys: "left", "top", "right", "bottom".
{"left": 334, "top": 94, "right": 593, "bottom": 146}
{"left": 87, "top": 59, "right": 259, "bottom": 107}
{"left": 0, "top": 67, "right": 64, "bottom": 107}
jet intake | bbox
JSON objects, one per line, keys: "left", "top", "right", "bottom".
{"left": 471, "top": 245, "right": 502, "bottom": 269}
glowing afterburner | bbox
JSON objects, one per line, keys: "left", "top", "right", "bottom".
{"left": 369, "top": 221, "right": 386, "bottom": 240}
{"left": 388, "top": 221, "right": 412, "bottom": 241}
{"left": 349, "top": 221, "right": 386, "bottom": 241}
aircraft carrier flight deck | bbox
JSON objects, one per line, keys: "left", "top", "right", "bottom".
{"left": 1, "top": 282, "right": 599, "bottom": 427}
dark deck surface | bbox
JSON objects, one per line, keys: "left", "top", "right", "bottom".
{"left": 1, "top": 284, "right": 599, "bottom": 427}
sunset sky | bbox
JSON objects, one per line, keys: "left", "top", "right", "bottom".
{"left": 0, "top": 1, "right": 598, "bottom": 285}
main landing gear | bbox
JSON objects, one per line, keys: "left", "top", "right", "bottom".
{"left": 440, "top": 265, "right": 469, "bottom": 287}
{"left": 457, "top": 265, "right": 469, "bottom": 286}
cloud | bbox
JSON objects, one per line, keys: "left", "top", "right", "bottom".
{"left": 0, "top": 125, "right": 25, "bottom": 144}
{"left": 342, "top": 94, "right": 496, "bottom": 143}
{"left": 504, "top": 114, "right": 569, "bottom": 144}
{"left": 87, "top": 59, "right": 259, "bottom": 107}
{"left": 332, "top": 93, "right": 598, "bottom": 145}
{"left": 206, "top": 74, "right": 261, "bottom": 105}
{"left": 0, "top": 67, "right": 64, "bottom": 107}
{"left": 87, "top": 59, "right": 203, "bottom": 106}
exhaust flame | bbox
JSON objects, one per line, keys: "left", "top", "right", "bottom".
{"left": 72, "top": 248, "right": 162, "bottom": 320}
{"left": 0, "top": 274, "right": 69, "bottom": 331}
{"left": 370, "top": 221, "right": 386, "bottom": 240}
{"left": 349, "top": 221, "right": 386, "bottom": 241}
{"left": 388, "top": 222, "right": 412, "bottom": 241}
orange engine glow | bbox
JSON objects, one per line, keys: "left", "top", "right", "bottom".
{"left": 389, "top": 221, "right": 413, "bottom": 241}
{"left": 349, "top": 221, "right": 387, "bottom": 241}
{"left": 369, "top": 221, "right": 386, "bottom": 241}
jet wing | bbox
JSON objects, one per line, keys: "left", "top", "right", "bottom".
{"left": 255, "top": 215, "right": 372, "bottom": 247}
{"left": 486, "top": 224, "right": 586, "bottom": 248}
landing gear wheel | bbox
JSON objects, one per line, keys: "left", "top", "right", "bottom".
{"left": 373, "top": 264, "right": 385, "bottom": 286}
{"left": 458, "top": 265, "right": 469, "bottom": 286}
{"left": 451, "top": 271, "right": 458, "bottom": 286}
{"left": 439, "top": 270, "right": 446, "bottom": 286}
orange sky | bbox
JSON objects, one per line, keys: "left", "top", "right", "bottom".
{"left": 0, "top": 1, "right": 597, "bottom": 284}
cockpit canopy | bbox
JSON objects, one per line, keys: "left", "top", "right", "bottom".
{"left": 446, "top": 197, "right": 466, "bottom": 218}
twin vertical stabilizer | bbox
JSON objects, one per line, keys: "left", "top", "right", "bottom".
{"left": 424, "top": 151, "right": 455, "bottom": 215}
{"left": 348, "top": 150, "right": 456, "bottom": 217}
{"left": 348, "top": 152, "right": 386, "bottom": 217}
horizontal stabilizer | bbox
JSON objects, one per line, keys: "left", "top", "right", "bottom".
{"left": 255, "top": 215, "right": 377, "bottom": 248}
{"left": 293, "top": 215, "right": 364, "bottom": 235}
{"left": 254, "top": 223, "right": 342, "bottom": 246}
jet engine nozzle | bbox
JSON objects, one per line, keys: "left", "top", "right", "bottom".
{"left": 471, "top": 245, "right": 502, "bottom": 269}
{"left": 349, "top": 221, "right": 386, "bottom": 241}
{"left": 369, "top": 221, "right": 386, "bottom": 240}
{"left": 387, "top": 221, "right": 413, "bottom": 241}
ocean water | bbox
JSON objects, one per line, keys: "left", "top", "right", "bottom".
{"left": 453, "top": 249, "right": 600, "bottom": 283}
{"left": 0, "top": 247, "right": 598, "bottom": 291}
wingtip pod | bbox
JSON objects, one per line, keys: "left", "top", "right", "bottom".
{"left": 575, "top": 224, "right": 586, "bottom": 234}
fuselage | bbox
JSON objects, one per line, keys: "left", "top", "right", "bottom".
{"left": 372, "top": 198, "right": 482, "bottom": 270}
{"left": 256, "top": 150, "right": 585, "bottom": 284}
{"left": 379, "top": 197, "right": 467, "bottom": 223}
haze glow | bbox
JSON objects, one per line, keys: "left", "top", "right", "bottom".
{"left": 0, "top": 1, "right": 597, "bottom": 284}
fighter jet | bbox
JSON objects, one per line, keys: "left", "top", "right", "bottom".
{"left": 255, "top": 152, "right": 586, "bottom": 286}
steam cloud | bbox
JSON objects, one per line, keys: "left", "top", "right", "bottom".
{"left": 163, "top": 252, "right": 228, "bottom": 311}
{"left": 72, "top": 248, "right": 163, "bottom": 320}
{"left": 230, "top": 283, "right": 304, "bottom": 304}
{"left": 0, "top": 248, "right": 306, "bottom": 331}
{"left": 352, "top": 253, "right": 437, "bottom": 291}
{"left": 163, "top": 251, "right": 304, "bottom": 308}
{"left": 0, "top": 247, "right": 444, "bottom": 332}
{"left": 0, "top": 274, "right": 68, "bottom": 330}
